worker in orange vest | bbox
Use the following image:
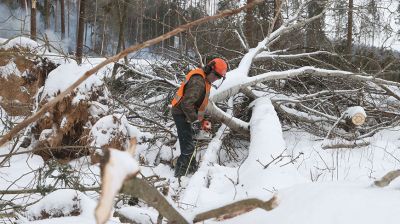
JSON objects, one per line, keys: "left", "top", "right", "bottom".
{"left": 171, "top": 58, "right": 228, "bottom": 177}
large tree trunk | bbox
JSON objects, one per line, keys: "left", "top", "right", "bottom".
{"left": 115, "top": 0, "right": 127, "bottom": 55}
{"left": 61, "top": 0, "right": 65, "bottom": 39}
{"left": 305, "top": 0, "right": 326, "bottom": 50}
{"left": 92, "top": 0, "right": 98, "bottom": 52}
{"left": 67, "top": 0, "right": 70, "bottom": 38}
{"left": 244, "top": 0, "right": 255, "bottom": 47}
{"left": 76, "top": 0, "right": 86, "bottom": 64}
{"left": 44, "top": 0, "right": 50, "bottom": 30}
{"left": 346, "top": 0, "right": 353, "bottom": 54}
{"left": 54, "top": 0, "right": 58, "bottom": 31}
{"left": 111, "top": 0, "right": 128, "bottom": 79}
{"left": 273, "top": 0, "right": 283, "bottom": 31}
{"left": 30, "top": 0, "right": 37, "bottom": 40}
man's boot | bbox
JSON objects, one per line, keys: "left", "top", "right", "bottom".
{"left": 174, "top": 154, "right": 197, "bottom": 177}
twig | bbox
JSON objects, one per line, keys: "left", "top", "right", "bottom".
{"left": 0, "top": 146, "right": 102, "bottom": 158}
{"left": 322, "top": 142, "right": 370, "bottom": 149}
{"left": 0, "top": 187, "right": 100, "bottom": 195}
{"left": 112, "top": 97, "right": 176, "bottom": 137}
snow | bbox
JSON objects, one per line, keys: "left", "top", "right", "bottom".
{"left": 0, "top": 61, "right": 21, "bottom": 78}
{"left": 0, "top": 37, "right": 41, "bottom": 51}
{"left": 117, "top": 206, "right": 158, "bottom": 224}
{"left": 286, "top": 128, "right": 400, "bottom": 182}
{"left": 88, "top": 101, "right": 109, "bottom": 118}
{"left": 344, "top": 106, "right": 366, "bottom": 118}
{"left": 89, "top": 114, "right": 140, "bottom": 149}
{"left": 26, "top": 189, "right": 96, "bottom": 221}
{"left": 40, "top": 60, "right": 108, "bottom": 103}
{"left": 218, "top": 182, "right": 400, "bottom": 224}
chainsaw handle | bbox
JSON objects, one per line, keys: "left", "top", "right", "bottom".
{"left": 201, "top": 120, "right": 211, "bottom": 131}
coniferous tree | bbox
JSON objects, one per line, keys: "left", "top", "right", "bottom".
{"left": 61, "top": 0, "right": 65, "bottom": 39}
{"left": 76, "top": 0, "right": 86, "bottom": 64}
{"left": 346, "top": 0, "right": 353, "bottom": 54}
{"left": 30, "top": 0, "right": 37, "bottom": 40}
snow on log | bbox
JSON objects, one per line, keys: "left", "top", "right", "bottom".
{"left": 343, "top": 106, "right": 366, "bottom": 126}
{"left": 26, "top": 189, "right": 97, "bottom": 221}
{"left": 95, "top": 146, "right": 140, "bottom": 224}
{"left": 89, "top": 114, "right": 139, "bottom": 163}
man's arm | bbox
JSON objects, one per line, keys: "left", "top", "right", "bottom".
{"left": 180, "top": 75, "right": 206, "bottom": 123}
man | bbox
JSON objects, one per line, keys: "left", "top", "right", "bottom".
{"left": 171, "top": 58, "right": 228, "bottom": 177}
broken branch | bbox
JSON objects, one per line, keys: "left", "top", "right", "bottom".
{"left": 193, "top": 196, "right": 278, "bottom": 223}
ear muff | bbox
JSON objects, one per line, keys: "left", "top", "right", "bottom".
{"left": 203, "top": 61, "right": 216, "bottom": 74}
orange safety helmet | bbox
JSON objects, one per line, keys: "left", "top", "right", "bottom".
{"left": 206, "top": 58, "right": 228, "bottom": 78}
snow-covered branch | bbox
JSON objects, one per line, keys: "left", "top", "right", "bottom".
{"left": 212, "top": 66, "right": 400, "bottom": 103}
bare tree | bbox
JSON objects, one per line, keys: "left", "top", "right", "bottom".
{"left": 346, "top": 0, "right": 353, "bottom": 54}
{"left": 30, "top": 0, "right": 37, "bottom": 40}
{"left": 76, "top": 0, "right": 86, "bottom": 64}
{"left": 44, "top": 0, "right": 50, "bottom": 30}
{"left": 244, "top": 0, "right": 255, "bottom": 47}
{"left": 305, "top": 0, "right": 327, "bottom": 50}
{"left": 61, "top": 0, "right": 65, "bottom": 39}
{"left": 273, "top": 0, "right": 283, "bottom": 31}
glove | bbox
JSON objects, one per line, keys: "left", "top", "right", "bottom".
{"left": 201, "top": 120, "right": 211, "bottom": 131}
{"left": 191, "top": 120, "right": 201, "bottom": 131}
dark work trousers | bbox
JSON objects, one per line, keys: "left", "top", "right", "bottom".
{"left": 172, "top": 113, "right": 195, "bottom": 156}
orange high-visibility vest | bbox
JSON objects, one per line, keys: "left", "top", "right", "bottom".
{"left": 171, "top": 68, "right": 211, "bottom": 121}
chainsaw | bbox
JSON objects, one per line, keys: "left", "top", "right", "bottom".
{"left": 193, "top": 120, "right": 212, "bottom": 140}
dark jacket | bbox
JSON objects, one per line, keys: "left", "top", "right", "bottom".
{"left": 171, "top": 75, "right": 206, "bottom": 122}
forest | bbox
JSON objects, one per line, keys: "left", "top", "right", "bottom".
{"left": 0, "top": 0, "right": 400, "bottom": 224}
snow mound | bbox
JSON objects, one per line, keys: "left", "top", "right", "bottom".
{"left": 0, "top": 60, "right": 20, "bottom": 78}
{"left": 41, "top": 61, "right": 107, "bottom": 103}
{"left": 90, "top": 114, "right": 140, "bottom": 150}
{"left": 26, "top": 189, "right": 96, "bottom": 221}
{"left": 220, "top": 182, "right": 400, "bottom": 224}
{"left": 0, "top": 36, "right": 41, "bottom": 50}
{"left": 118, "top": 206, "right": 158, "bottom": 224}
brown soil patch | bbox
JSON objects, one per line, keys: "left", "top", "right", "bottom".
{"left": 31, "top": 87, "right": 108, "bottom": 162}
{"left": 0, "top": 48, "right": 57, "bottom": 116}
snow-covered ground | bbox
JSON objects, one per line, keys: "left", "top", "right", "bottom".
{"left": 3, "top": 90, "right": 400, "bottom": 223}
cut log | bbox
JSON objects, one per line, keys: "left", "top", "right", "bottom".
{"left": 344, "top": 106, "right": 366, "bottom": 126}
{"left": 349, "top": 113, "right": 365, "bottom": 126}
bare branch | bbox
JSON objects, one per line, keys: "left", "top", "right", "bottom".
{"left": 122, "top": 177, "right": 189, "bottom": 224}
{"left": 193, "top": 196, "right": 278, "bottom": 223}
{"left": 374, "top": 170, "right": 400, "bottom": 187}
